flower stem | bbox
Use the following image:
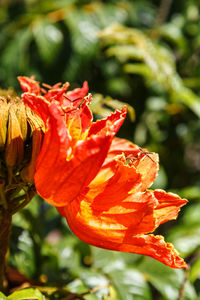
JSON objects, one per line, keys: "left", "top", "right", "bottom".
{"left": 0, "top": 210, "right": 12, "bottom": 291}
{"left": 0, "top": 185, "right": 36, "bottom": 291}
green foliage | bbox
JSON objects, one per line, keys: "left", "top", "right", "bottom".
{"left": 1, "top": 0, "right": 200, "bottom": 299}
{"left": 33, "top": 20, "right": 64, "bottom": 65}
{"left": 0, "top": 292, "right": 8, "bottom": 299}
{"left": 6, "top": 198, "right": 197, "bottom": 299}
{"left": 8, "top": 288, "right": 45, "bottom": 300}
{"left": 91, "top": 94, "right": 135, "bottom": 120}
{"left": 0, "top": 288, "right": 45, "bottom": 300}
{"left": 100, "top": 23, "right": 200, "bottom": 117}
{"left": 167, "top": 202, "right": 200, "bottom": 257}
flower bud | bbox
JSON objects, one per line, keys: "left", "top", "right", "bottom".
{"left": 0, "top": 98, "right": 9, "bottom": 149}
{"left": 5, "top": 104, "right": 24, "bottom": 167}
{"left": 0, "top": 89, "right": 44, "bottom": 183}
{"left": 21, "top": 107, "right": 44, "bottom": 183}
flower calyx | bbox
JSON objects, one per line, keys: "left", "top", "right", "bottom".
{"left": 0, "top": 89, "right": 44, "bottom": 215}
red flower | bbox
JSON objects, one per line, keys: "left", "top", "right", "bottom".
{"left": 19, "top": 76, "right": 187, "bottom": 269}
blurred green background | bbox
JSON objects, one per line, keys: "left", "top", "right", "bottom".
{"left": 1, "top": 0, "right": 200, "bottom": 299}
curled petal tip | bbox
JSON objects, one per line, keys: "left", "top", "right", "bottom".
{"left": 89, "top": 107, "right": 127, "bottom": 137}
{"left": 18, "top": 76, "right": 40, "bottom": 94}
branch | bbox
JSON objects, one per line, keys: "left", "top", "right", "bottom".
{"left": 155, "top": 0, "right": 173, "bottom": 26}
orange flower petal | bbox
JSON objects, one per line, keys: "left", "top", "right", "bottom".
{"left": 66, "top": 81, "right": 89, "bottom": 102}
{"left": 118, "top": 234, "right": 187, "bottom": 269}
{"left": 59, "top": 190, "right": 187, "bottom": 268}
{"left": 57, "top": 153, "right": 187, "bottom": 268}
{"left": 44, "top": 82, "right": 69, "bottom": 103}
{"left": 66, "top": 97, "right": 93, "bottom": 140}
{"left": 103, "top": 137, "right": 140, "bottom": 168}
{"left": 109, "top": 151, "right": 159, "bottom": 194}
{"left": 132, "top": 152, "right": 159, "bottom": 192}
{"left": 23, "top": 94, "right": 127, "bottom": 207}
{"left": 103, "top": 137, "right": 159, "bottom": 191}
{"left": 89, "top": 108, "right": 127, "bottom": 137}
{"left": 107, "top": 137, "right": 140, "bottom": 157}
{"left": 34, "top": 104, "right": 113, "bottom": 206}
{"left": 18, "top": 76, "right": 41, "bottom": 95}
{"left": 22, "top": 93, "right": 50, "bottom": 124}
{"left": 88, "top": 158, "right": 141, "bottom": 210}
{"left": 153, "top": 190, "right": 188, "bottom": 226}
{"left": 79, "top": 97, "right": 93, "bottom": 133}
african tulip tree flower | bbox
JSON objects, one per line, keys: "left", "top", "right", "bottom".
{"left": 18, "top": 76, "right": 188, "bottom": 269}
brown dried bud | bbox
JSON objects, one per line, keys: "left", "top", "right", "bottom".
{"left": 15, "top": 102, "right": 28, "bottom": 141}
{"left": 0, "top": 98, "right": 9, "bottom": 149}
{"left": 0, "top": 90, "right": 44, "bottom": 184}
{"left": 21, "top": 107, "right": 44, "bottom": 183}
{"left": 5, "top": 104, "right": 24, "bottom": 167}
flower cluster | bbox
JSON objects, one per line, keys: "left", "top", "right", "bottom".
{"left": 19, "top": 76, "right": 187, "bottom": 269}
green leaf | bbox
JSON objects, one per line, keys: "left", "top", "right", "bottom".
{"left": 124, "top": 63, "right": 151, "bottom": 77}
{"left": 0, "top": 292, "right": 8, "bottom": 299}
{"left": 9, "top": 229, "right": 36, "bottom": 277}
{"left": 0, "top": 27, "right": 32, "bottom": 87}
{"left": 159, "top": 23, "right": 186, "bottom": 50}
{"left": 167, "top": 224, "right": 200, "bottom": 256}
{"left": 182, "top": 203, "right": 200, "bottom": 225}
{"left": 56, "top": 236, "right": 81, "bottom": 272}
{"left": 92, "top": 247, "right": 126, "bottom": 271}
{"left": 92, "top": 248, "right": 151, "bottom": 299}
{"left": 8, "top": 288, "right": 45, "bottom": 300}
{"left": 109, "top": 269, "right": 152, "bottom": 300}
{"left": 179, "top": 184, "right": 200, "bottom": 200}
{"left": 67, "top": 279, "right": 99, "bottom": 300}
{"left": 106, "top": 45, "right": 143, "bottom": 62}
{"left": 64, "top": 10, "right": 99, "bottom": 57}
{"left": 79, "top": 268, "right": 109, "bottom": 291}
{"left": 167, "top": 203, "right": 200, "bottom": 256}
{"left": 33, "top": 20, "right": 63, "bottom": 64}
{"left": 190, "top": 257, "right": 200, "bottom": 283}
{"left": 138, "top": 258, "right": 197, "bottom": 300}
{"left": 67, "top": 278, "right": 89, "bottom": 294}
{"left": 151, "top": 165, "right": 168, "bottom": 189}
